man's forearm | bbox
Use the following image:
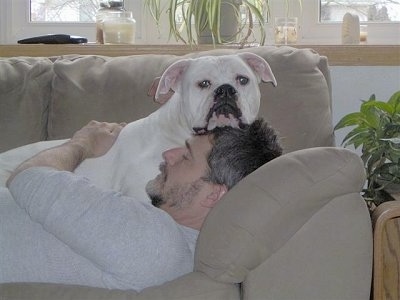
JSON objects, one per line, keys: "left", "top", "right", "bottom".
{"left": 6, "top": 141, "right": 87, "bottom": 187}
{"left": 6, "top": 121, "right": 124, "bottom": 187}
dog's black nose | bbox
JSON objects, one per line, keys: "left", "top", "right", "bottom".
{"left": 214, "top": 84, "right": 237, "bottom": 100}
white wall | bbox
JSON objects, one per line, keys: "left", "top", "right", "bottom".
{"left": 330, "top": 66, "right": 400, "bottom": 147}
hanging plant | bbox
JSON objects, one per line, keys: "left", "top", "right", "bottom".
{"left": 144, "top": 0, "right": 270, "bottom": 46}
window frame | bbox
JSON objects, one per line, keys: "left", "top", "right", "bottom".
{"left": 300, "top": 0, "right": 400, "bottom": 44}
{"left": 0, "top": 0, "right": 399, "bottom": 45}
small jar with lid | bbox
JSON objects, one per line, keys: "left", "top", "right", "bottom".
{"left": 102, "top": 11, "right": 136, "bottom": 44}
{"left": 96, "top": 0, "right": 125, "bottom": 44}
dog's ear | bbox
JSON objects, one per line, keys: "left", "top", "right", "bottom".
{"left": 148, "top": 77, "right": 175, "bottom": 104}
{"left": 238, "top": 52, "right": 277, "bottom": 87}
{"left": 154, "top": 59, "right": 191, "bottom": 104}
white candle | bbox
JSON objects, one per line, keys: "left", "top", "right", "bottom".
{"left": 103, "top": 22, "right": 136, "bottom": 44}
{"left": 342, "top": 13, "right": 360, "bottom": 44}
{"left": 360, "top": 25, "right": 368, "bottom": 43}
{"left": 102, "top": 11, "right": 136, "bottom": 44}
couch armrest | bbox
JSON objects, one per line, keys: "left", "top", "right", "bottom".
{"left": 372, "top": 200, "right": 400, "bottom": 300}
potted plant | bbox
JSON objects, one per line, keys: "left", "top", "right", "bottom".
{"left": 334, "top": 91, "right": 400, "bottom": 212}
{"left": 144, "top": 0, "right": 270, "bottom": 46}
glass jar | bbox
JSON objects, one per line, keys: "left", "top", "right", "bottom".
{"left": 96, "top": 0, "right": 125, "bottom": 44}
{"left": 102, "top": 11, "right": 136, "bottom": 44}
{"left": 274, "top": 17, "right": 298, "bottom": 45}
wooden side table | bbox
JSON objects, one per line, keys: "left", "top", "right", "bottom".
{"left": 372, "top": 197, "right": 400, "bottom": 300}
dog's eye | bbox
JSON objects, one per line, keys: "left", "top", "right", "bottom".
{"left": 237, "top": 76, "right": 249, "bottom": 85}
{"left": 198, "top": 80, "right": 211, "bottom": 89}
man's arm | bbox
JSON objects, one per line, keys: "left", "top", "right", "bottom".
{"left": 5, "top": 119, "right": 193, "bottom": 289}
{"left": 8, "top": 167, "right": 195, "bottom": 290}
{"left": 6, "top": 120, "right": 125, "bottom": 187}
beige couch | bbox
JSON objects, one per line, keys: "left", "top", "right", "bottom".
{"left": 0, "top": 46, "right": 372, "bottom": 299}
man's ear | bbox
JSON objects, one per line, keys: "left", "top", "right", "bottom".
{"left": 202, "top": 184, "right": 228, "bottom": 208}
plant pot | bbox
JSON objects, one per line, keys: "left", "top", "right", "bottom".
{"left": 390, "top": 192, "right": 400, "bottom": 201}
{"left": 384, "top": 183, "right": 400, "bottom": 195}
{"left": 377, "top": 178, "right": 400, "bottom": 195}
{"left": 197, "top": 0, "right": 240, "bottom": 44}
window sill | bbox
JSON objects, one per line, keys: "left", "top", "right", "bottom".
{"left": 0, "top": 44, "right": 398, "bottom": 66}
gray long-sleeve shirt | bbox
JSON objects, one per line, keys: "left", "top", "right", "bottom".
{"left": 1, "top": 167, "right": 198, "bottom": 291}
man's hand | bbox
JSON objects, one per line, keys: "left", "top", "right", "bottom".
{"left": 70, "top": 120, "right": 126, "bottom": 159}
{"left": 6, "top": 121, "right": 125, "bottom": 187}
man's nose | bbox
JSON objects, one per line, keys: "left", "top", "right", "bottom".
{"left": 162, "top": 147, "right": 185, "bottom": 165}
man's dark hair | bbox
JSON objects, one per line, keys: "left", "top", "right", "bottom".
{"left": 204, "top": 118, "right": 282, "bottom": 189}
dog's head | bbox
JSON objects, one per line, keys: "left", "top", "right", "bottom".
{"left": 149, "top": 53, "right": 277, "bottom": 133}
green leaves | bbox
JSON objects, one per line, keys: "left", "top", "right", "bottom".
{"left": 388, "top": 90, "right": 400, "bottom": 113}
{"left": 144, "top": 0, "right": 163, "bottom": 28}
{"left": 334, "top": 91, "right": 400, "bottom": 210}
{"left": 334, "top": 112, "right": 364, "bottom": 129}
{"left": 144, "top": 0, "right": 270, "bottom": 46}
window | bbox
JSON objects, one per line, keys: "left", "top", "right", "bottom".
{"left": 300, "top": 0, "right": 399, "bottom": 44}
{"left": 30, "top": 0, "right": 100, "bottom": 22}
{"left": 0, "top": 0, "right": 145, "bottom": 43}
{"left": 320, "top": 0, "right": 400, "bottom": 22}
{"left": 0, "top": 0, "right": 399, "bottom": 44}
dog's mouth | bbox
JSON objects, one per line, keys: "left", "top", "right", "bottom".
{"left": 193, "top": 84, "right": 243, "bottom": 134}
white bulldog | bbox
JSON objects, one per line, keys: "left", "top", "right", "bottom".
{"left": 0, "top": 53, "right": 276, "bottom": 201}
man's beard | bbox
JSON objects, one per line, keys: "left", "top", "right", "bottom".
{"left": 146, "top": 177, "right": 165, "bottom": 208}
{"left": 149, "top": 194, "right": 164, "bottom": 208}
{"left": 146, "top": 177, "right": 205, "bottom": 209}
{"left": 146, "top": 163, "right": 167, "bottom": 207}
{"left": 145, "top": 161, "right": 209, "bottom": 209}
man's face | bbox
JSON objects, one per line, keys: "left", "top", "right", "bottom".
{"left": 146, "top": 135, "right": 214, "bottom": 219}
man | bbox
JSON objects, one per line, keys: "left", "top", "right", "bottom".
{"left": 1, "top": 119, "right": 281, "bottom": 291}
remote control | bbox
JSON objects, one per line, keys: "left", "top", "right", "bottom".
{"left": 18, "top": 34, "right": 88, "bottom": 44}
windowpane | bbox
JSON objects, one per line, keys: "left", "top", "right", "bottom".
{"left": 320, "top": 0, "right": 400, "bottom": 22}
{"left": 30, "top": 0, "right": 100, "bottom": 22}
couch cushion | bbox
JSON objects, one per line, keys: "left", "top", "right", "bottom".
{"left": 254, "top": 47, "right": 334, "bottom": 153}
{"left": 195, "top": 147, "right": 366, "bottom": 282}
{"left": 48, "top": 54, "right": 176, "bottom": 139}
{"left": 0, "top": 57, "right": 53, "bottom": 152}
{"left": 48, "top": 47, "right": 334, "bottom": 152}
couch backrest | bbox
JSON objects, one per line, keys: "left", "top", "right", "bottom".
{"left": 0, "top": 46, "right": 334, "bottom": 153}
{"left": 0, "top": 57, "right": 53, "bottom": 152}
